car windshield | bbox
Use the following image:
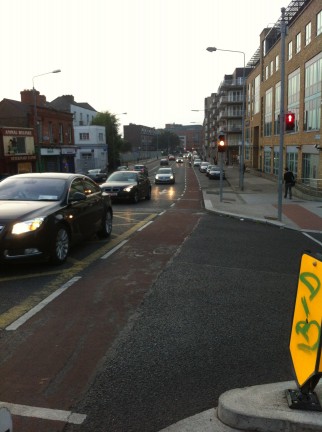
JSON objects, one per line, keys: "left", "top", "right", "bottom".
{"left": 157, "top": 169, "right": 172, "bottom": 174}
{"left": 0, "top": 177, "right": 66, "bottom": 201}
{"left": 108, "top": 172, "right": 138, "bottom": 182}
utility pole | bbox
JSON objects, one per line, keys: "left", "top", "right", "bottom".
{"left": 278, "top": 7, "right": 286, "bottom": 221}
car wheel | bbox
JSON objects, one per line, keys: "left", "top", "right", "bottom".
{"left": 145, "top": 187, "right": 151, "bottom": 200}
{"left": 50, "top": 225, "right": 70, "bottom": 265}
{"left": 97, "top": 209, "right": 113, "bottom": 238}
{"left": 132, "top": 190, "right": 139, "bottom": 204}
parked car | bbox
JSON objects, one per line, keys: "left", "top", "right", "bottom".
{"left": 160, "top": 158, "right": 169, "bottom": 166}
{"left": 0, "top": 173, "right": 113, "bottom": 264}
{"left": 154, "top": 167, "right": 175, "bottom": 184}
{"left": 116, "top": 165, "right": 129, "bottom": 171}
{"left": 199, "top": 161, "right": 210, "bottom": 173}
{"left": 206, "top": 164, "right": 215, "bottom": 176}
{"left": 193, "top": 158, "right": 202, "bottom": 167}
{"left": 86, "top": 168, "right": 108, "bottom": 183}
{"left": 100, "top": 170, "right": 151, "bottom": 203}
{"left": 208, "top": 165, "right": 226, "bottom": 179}
{"left": 133, "top": 164, "right": 149, "bottom": 176}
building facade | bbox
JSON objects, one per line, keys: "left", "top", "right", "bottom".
{"left": 165, "top": 123, "right": 203, "bottom": 154}
{"left": 245, "top": 0, "right": 321, "bottom": 192}
{"left": 74, "top": 125, "right": 107, "bottom": 173}
{"left": 0, "top": 91, "right": 75, "bottom": 173}
{"left": 123, "top": 123, "right": 158, "bottom": 156}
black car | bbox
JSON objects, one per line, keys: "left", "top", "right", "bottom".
{"left": 160, "top": 158, "right": 169, "bottom": 166}
{"left": 86, "top": 168, "right": 108, "bottom": 183}
{"left": 133, "top": 164, "right": 149, "bottom": 177}
{"left": 0, "top": 173, "right": 113, "bottom": 264}
{"left": 100, "top": 170, "right": 151, "bottom": 203}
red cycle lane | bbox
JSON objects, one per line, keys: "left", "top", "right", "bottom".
{"left": 0, "top": 166, "right": 204, "bottom": 432}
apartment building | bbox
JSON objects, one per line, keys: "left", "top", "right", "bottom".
{"left": 246, "top": 0, "right": 322, "bottom": 192}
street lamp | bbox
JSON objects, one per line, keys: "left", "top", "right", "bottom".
{"left": 32, "top": 69, "right": 61, "bottom": 172}
{"left": 206, "top": 47, "right": 246, "bottom": 191}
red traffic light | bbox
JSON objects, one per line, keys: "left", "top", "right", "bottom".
{"left": 218, "top": 134, "right": 226, "bottom": 152}
{"left": 285, "top": 112, "right": 295, "bottom": 131}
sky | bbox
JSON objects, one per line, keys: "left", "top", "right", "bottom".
{"left": 1, "top": 0, "right": 288, "bottom": 132}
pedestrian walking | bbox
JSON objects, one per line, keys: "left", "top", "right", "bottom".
{"left": 284, "top": 167, "right": 295, "bottom": 199}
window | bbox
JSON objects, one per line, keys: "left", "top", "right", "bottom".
{"left": 273, "top": 151, "right": 279, "bottom": 176}
{"left": 296, "top": 33, "right": 301, "bottom": 53}
{"left": 288, "top": 41, "right": 293, "bottom": 60}
{"left": 254, "top": 75, "right": 260, "bottom": 115}
{"left": 79, "top": 133, "right": 90, "bottom": 140}
{"left": 317, "top": 10, "right": 322, "bottom": 36}
{"left": 264, "top": 88, "right": 272, "bottom": 137}
{"left": 274, "top": 82, "right": 281, "bottom": 135}
{"left": 275, "top": 55, "right": 279, "bottom": 72}
{"left": 270, "top": 60, "right": 274, "bottom": 75}
{"left": 265, "top": 65, "right": 269, "bottom": 80}
{"left": 98, "top": 133, "right": 104, "bottom": 141}
{"left": 288, "top": 68, "right": 300, "bottom": 132}
{"left": 49, "top": 123, "right": 53, "bottom": 143}
{"left": 305, "top": 22, "right": 311, "bottom": 46}
{"left": 59, "top": 124, "right": 63, "bottom": 143}
{"left": 264, "top": 149, "right": 271, "bottom": 174}
{"left": 285, "top": 152, "right": 298, "bottom": 179}
{"left": 304, "top": 53, "right": 322, "bottom": 131}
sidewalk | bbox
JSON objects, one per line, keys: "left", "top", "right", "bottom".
{"left": 159, "top": 166, "right": 322, "bottom": 432}
{"left": 203, "top": 165, "right": 322, "bottom": 232}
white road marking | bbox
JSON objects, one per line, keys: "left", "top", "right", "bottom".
{"left": 6, "top": 277, "right": 82, "bottom": 331}
{"left": 0, "top": 401, "right": 86, "bottom": 424}
{"left": 137, "top": 221, "right": 153, "bottom": 231}
{"left": 100, "top": 240, "right": 128, "bottom": 259}
{"left": 302, "top": 232, "right": 322, "bottom": 247}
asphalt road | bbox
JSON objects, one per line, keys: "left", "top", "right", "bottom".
{"left": 65, "top": 183, "right": 320, "bottom": 431}
{"left": 2, "top": 161, "right": 320, "bottom": 432}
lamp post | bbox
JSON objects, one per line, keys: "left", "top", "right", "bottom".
{"left": 32, "top": 69, "right": 61, "bottom": 172}
{"left": 206, "top": 47, "right": 246, "bottom": 190}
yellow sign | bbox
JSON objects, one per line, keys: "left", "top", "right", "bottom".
{"left": 289, "top": 253, "right": 322, "bottom": 387}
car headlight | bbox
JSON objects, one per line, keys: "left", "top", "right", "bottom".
{"left": 124, "top": 185, "right": 134, "bottom": 192}
{"left": 12, "top": 217, "right": 45, "bottom": 235}
{"left": 170, "top": 175, "right": 174, "bottom": 180}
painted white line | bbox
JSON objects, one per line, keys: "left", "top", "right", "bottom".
{"left": 302, "top": 232, "right": 322, "bottom": 247}
{"left": 170, "top": 203, "right": 175, "bottom": 207}
{"left": 137, "top": 221, "right": 153, "bottom": 231}
{"left": 158, "top": 211, "right": 166, "bottom": 216}
{"left": 0, "top": 401, "right": 86, "bottom": 424}
{"left": 6, "top": 277, "right": 82, "bottom": 331}
{"left": 100, "top": 240, "right": 128, "bottom": 259}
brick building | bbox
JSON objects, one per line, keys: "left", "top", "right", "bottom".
{"left": 245, "top": 0, "right": 322, "bottom": 191}
{"left": 0, "top": 90, "right": 75, "bottom": 174}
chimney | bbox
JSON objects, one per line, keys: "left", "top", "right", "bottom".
{"left": 20, "top": 89, "right": 46, "bottom": 106}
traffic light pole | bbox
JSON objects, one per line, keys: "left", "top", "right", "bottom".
{"left": 278, "top": 7, "right": 286, "bottom": 222}
{"left": 220, "top": 152, "right": 224, "bottom": 202}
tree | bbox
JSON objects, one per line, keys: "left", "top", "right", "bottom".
{"left": 92, "top": 111, "right": 125, "bottom": 171}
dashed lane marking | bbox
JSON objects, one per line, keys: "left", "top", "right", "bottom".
{"left": 0, "top": 401, "right": 86, "bottom": 424}
{"left": 0, "top": 214, "right": 158, "bottom": 329}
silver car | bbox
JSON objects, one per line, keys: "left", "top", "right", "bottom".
{"left": 154, "top": 167, "right": 175, "bottom": 184}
